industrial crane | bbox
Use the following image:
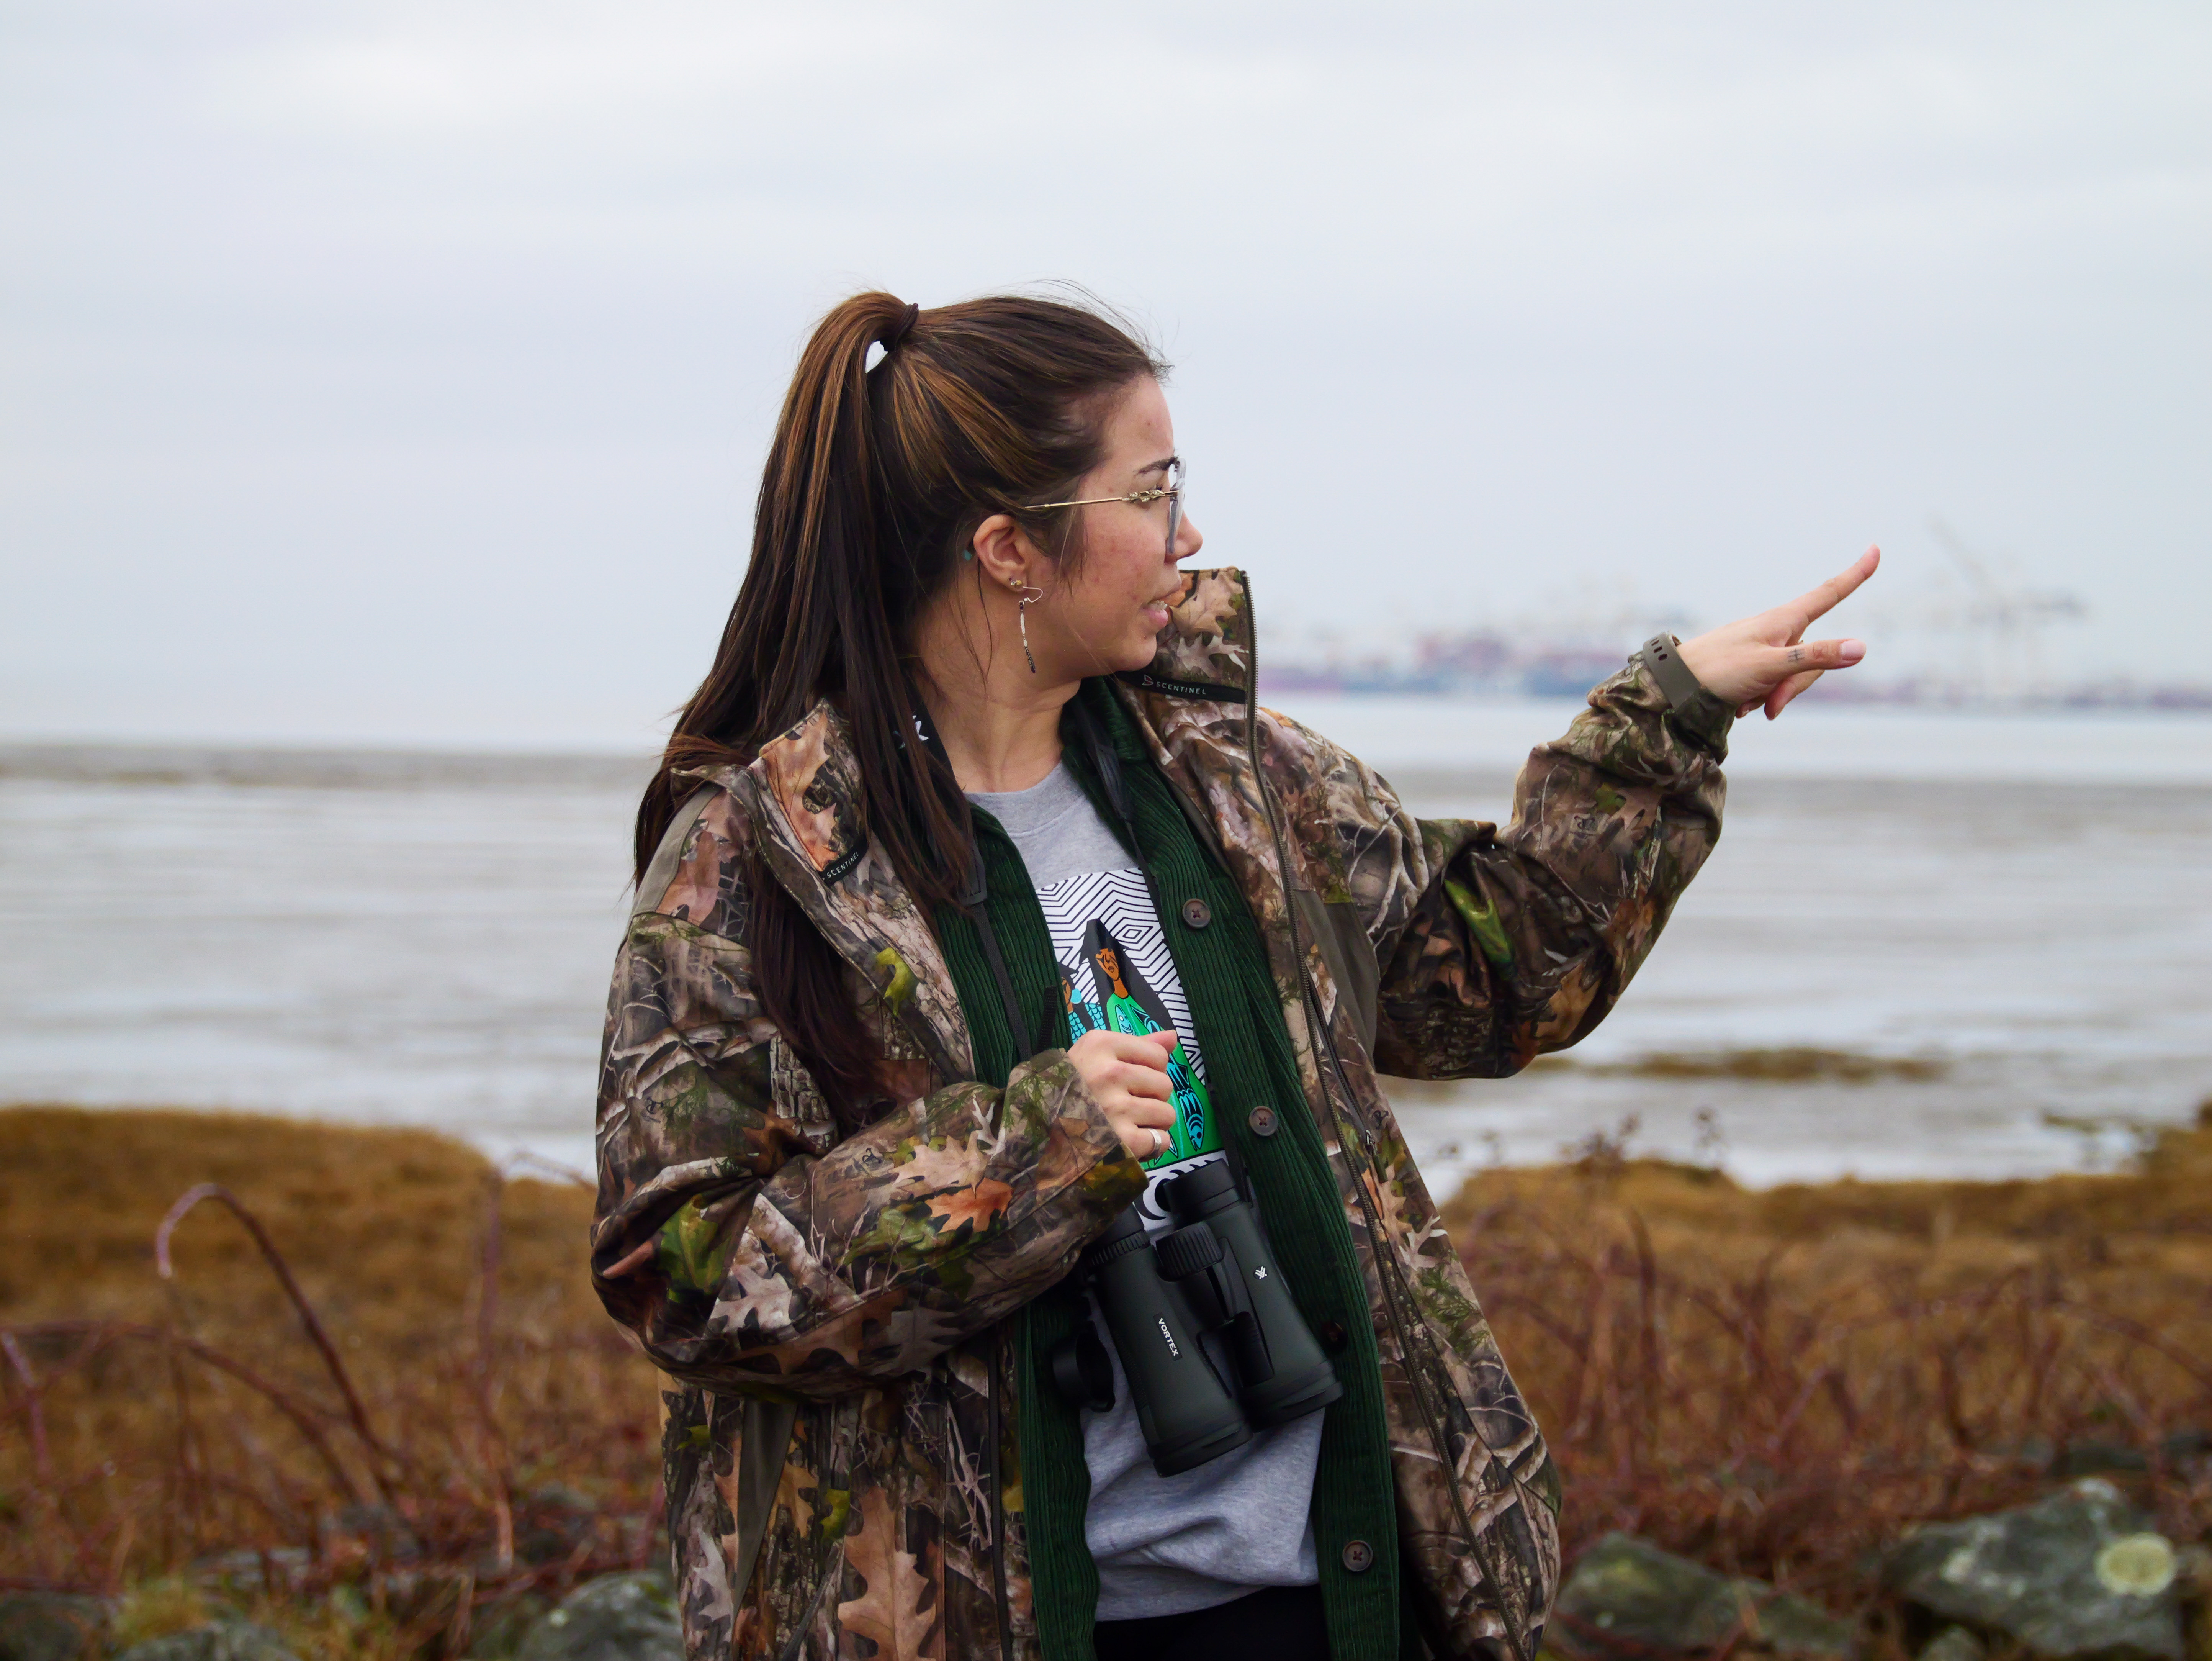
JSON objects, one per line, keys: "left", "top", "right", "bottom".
{"left": 1924, "top": 517, "right": 2088, "bottom": 703}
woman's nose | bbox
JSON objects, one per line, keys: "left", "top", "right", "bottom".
{"left": 1175, "top": 513, "right": 1203, "bottom": 561}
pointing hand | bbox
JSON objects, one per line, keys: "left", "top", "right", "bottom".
{"left": 1674, "top": 546, "right": 1881, "bottom": 720}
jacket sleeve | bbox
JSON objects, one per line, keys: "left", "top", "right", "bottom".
{"left": 589, "top": 794, "right": 1144, "bottom": 1400}
{"left": 1276, "top": 657, "right": 1729, "bottom": 1080}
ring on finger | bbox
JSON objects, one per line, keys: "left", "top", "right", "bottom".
{"left": 1151, "top": 1127, "right": 1168, "bottom": 1156}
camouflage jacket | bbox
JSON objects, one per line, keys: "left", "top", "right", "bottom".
{"left": 592, "top": 567, "right": 1730, "bottom": 1661}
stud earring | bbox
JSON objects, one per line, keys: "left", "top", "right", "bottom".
{"left": 1012, "top": 580, "right": 1043, "bottom": 673}
{"left": 960, "top": 547, "right": 975, "bottom": 561}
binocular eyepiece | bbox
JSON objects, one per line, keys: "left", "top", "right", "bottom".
{"left": 1054, "top": 1158, "right": 1343, "bottom": 1475}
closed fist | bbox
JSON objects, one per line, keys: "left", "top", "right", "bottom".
{"left": 1070, "top": 1027, "right": 1178, "bottom": 1161}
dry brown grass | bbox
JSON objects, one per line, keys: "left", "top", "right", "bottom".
{"left": 1574, "top": 1046, "right": 1949, "bottom": 1083}
{"left": 0, "top": 1107, "right": 660, "bottom": 1656}
{"left": 1448, "top": 1104, "right": 2212, "bottom": 1614}
{"left": 4, "top": 1101, "right": 2209, "bottom": 1648}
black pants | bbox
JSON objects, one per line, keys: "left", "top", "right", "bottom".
{"left": 1094, "top": 1586, "right": 1328, "bottom": 1661}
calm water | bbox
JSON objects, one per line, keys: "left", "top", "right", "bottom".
{"left": 3, "top": 701, "right": 2208, "bottom": 1191}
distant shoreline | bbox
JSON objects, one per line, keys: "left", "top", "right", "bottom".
{"left": 1261, "top": 669, "right": 2212, "bottom": 712}
{"left": 0, "top": 742, "right": 657, "bottom": 790}
{"left": 7, "top": 687, "right": 2212, "bottom": 789}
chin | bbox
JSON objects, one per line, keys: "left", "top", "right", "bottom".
{"left": 1070, "top": 619, "right": 1164, "bottom": 678}
{"left": 1114, "top": 632, "right": 1160, "bottom": 673}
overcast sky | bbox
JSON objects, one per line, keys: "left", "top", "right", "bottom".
{"left": 3, "top": 1, "right": 2206, "bottom": 749}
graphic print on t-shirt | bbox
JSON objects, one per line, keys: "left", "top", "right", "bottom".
{"left": 1060, "top": 917, "right": 1217, "bottom": 1163}
{"left": 1038, "top": 867, "right": 1222, "bottom": 1227}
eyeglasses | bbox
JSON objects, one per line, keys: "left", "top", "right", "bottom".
{"left": 1027, "top": 459, "right": 1185, "bottom": 557}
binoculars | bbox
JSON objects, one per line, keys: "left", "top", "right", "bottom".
{"left": 1052, "top": 1158, "right": 1343, "bottom": 1474}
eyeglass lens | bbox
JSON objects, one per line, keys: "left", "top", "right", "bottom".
{"left": 1165, "top": 462, "right": 1183, "bottom": 555}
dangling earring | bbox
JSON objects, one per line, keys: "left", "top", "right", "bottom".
{"left": 1012, "top": 580, "right": 1043, "bottom": 673}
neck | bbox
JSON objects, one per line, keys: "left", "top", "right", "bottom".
{"left": 910, "top": 578, "right": 1077, "bottom": 793}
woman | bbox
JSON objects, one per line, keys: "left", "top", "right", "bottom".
{"left": 592, "top": 292, "right": 1875, "bottom": 1661}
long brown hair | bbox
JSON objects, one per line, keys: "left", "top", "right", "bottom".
{"left": 633, "top": 290, "right": 1165, "bottom": 1111}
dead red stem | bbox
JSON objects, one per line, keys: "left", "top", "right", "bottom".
{"left": 157, "top": 1183, "right": 407, "bottom": 1507}
{"left": 0, "top": 1330, "right": 52, "bottom": 1483}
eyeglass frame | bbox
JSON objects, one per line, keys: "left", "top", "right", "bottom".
{"left": 1024, "top": 459, "right": 1185, "bottom": 557}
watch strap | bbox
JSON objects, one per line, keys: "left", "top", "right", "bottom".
{"left": 1633, "top": 633, "right": 1733, "bottom": 757}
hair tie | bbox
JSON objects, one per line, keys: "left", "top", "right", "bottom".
{"left": 882, "top": 301, "right": 921, "bottom": 353}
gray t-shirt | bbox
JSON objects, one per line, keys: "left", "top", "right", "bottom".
{"left": 966, "top": 762, "right": 1322, "bottom": 1620}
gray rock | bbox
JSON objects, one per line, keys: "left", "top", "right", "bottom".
{"left": 525, "top": 1486, "right": 597, "bottom": 1514}
{"left": 323, "top": 1505, "right": 421, "bottom": 1561}
{"left": 188, "top": 1550, "right": 312, "bottom": 1597}
{"left": 516, "top": 1486, "right": 599, "bottom": 1567}
{"left": 515, "top": 1575, "right": 679, "bottom": 1661}
{"left": 2050, "top": 1442, "right": 2149, "bottom": 1481}
{"left": 466, "top": 1594, "right": 552, "bottom": 1661}
{"left": 1884, "top": 1479, "right": 2183, "bottom": 1661}
{"left": 379, "top": 1566, "right": 478, "bottom": 1631}
{"left": 1554, "top": 1533, "right": 1855, "bottom": 1659}
{"left": 111, "top": 1622, "right": 300, "bottom": 1661}
{"left": 1920, "top": 1627, "right": 1986, "bottom": 1661}
{"left": 0, "top": 1595, "right": 110, "bottom": 1661}
{"left": 2158, "top": 1430, "right": 2210, "bottom": 1478}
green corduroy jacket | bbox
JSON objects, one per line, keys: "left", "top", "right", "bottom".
{"left": 935, "top": 679, "right": 1402, "bottom": 1661}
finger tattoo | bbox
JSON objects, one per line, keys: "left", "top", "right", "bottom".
{"left": 1787, "top": 647, "right": 1805, "bottom": 665}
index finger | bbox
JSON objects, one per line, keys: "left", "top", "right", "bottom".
{"left": 1788, "top": 545, "right": 1881, "bottom": 630}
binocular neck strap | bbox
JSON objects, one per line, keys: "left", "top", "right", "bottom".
{"left": 1067, "top": 692, "right": 1137, "bottom": 839}
{"left": 907, "top": 689, "right": 1036, "bottom": 1064}
{"left": 959, "top": 848, "right": 1034, "bottom": 1065}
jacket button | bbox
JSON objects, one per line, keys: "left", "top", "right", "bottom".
{"left": 1247, "top": 1105, "right": 1278, "bottom": 1138}
{"left": 1317, "top": 1320, "right": 1348, "bottom": 1353}
{"left": 1341, "top": 1539, "right": 1374, "bottom": 1574}
{"left": 1180, "top": 898, "right": 1212, "bottom": 930}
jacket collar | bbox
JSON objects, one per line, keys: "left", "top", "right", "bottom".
{"left": 1116, "top": 566, "right": 1255, "bottom": 706}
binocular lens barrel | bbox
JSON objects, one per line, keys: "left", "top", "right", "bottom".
{"left": 1079, "top": 1208, "right": 1251, "bottom": 1474}
{"left": 1160, "top": 1162, "right": 1343, "bottom": 1428}
{"left": 1059, "top": 1159, "right": 1344, "bottom": 1474}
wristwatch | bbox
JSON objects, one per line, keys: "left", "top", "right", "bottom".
{"left": 1632, "top": 633, "right": 1733, "bottom": 757}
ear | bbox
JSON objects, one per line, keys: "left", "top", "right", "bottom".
{"left": 970, "top": 513, "right": 1044, "bottom": 594}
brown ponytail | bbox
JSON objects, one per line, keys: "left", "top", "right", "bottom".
{"left": 633, "top": 290, "right": 1164, "bottom": 1112}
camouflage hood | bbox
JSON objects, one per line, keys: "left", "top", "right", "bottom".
{"left": 593, "top": 567, "right": 1731, "bottom": 1661}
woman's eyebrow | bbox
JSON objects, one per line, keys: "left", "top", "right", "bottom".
{"left": 1133, "top": 454, "right": 1178, "bottom": 478}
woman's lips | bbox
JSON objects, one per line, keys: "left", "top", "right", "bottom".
{"left": 1144, "top": 604, "right": 1171, "bottom": 630}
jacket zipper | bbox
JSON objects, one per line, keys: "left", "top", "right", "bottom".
{"left": 1236, "top": 585, "right": 1536, "bottom": 1661}
{"left": 990, "top": 1324, "right": 1014, "bottom": 1661}
{"left": 777, "top": 1545, "right": 842, "bottom": 1661}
